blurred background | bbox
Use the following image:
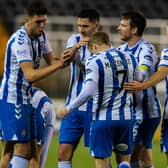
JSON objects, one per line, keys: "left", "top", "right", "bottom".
{"left": 0, "top": 0, "right": 167, "bottom": 101}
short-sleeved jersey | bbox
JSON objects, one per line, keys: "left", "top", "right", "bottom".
{"left": 31, "top": 88, "right": 55, "bottom": 128}
{"left": 159, "top": 47, "right": 168, "bottom": 119}
{"left": 65, "top": 33, "right": 93, "bottom": 112}
{"left": 118, "top": 39, "right": 161, "bottom": 119}
{"left": 85, "top": 48, "right": 137, "bottom": 120}
{"left": 0, "top": 26, "right": 52, "bottom": 105}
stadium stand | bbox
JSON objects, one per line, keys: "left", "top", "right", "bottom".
{"left": 0, "top": 0, "right": 168, "bottom": 34}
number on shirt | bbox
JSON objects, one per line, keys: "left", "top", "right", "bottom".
{"left": 115, "top": 69, "right": 127, "bottom": 92}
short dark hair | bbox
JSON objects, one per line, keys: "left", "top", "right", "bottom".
{"left": 78, "top": 9, "right": 100, "bottom": 23}
{"left": 25, "top": 1, "right": 48, "bottom": 16}
{"left": 121, "top": 10, "right": 146, "bottom": 36}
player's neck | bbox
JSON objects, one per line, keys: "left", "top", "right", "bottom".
{"left": 127, "top": 36, "right": 142, "bottom": 47}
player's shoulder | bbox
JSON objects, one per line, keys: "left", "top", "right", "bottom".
{"left": 161, "top": 47, "right": 168, "bottom": 60}
{"left": 162, "top": 47, "right": 168, "bottom": 54}
{"left": 68, "top": 33, "right": 81, "bottom": 41}
{"left": 140, "top": 39, "right": 155, "bottom": 51}
{"left": 15, "top": 26, "right": 28, "bottom": 45}
{"left": 32, "top": 87, "right": 47, "bottom": 98}
{"left": 116, "top": 43, "right": 127, "bottom": 51}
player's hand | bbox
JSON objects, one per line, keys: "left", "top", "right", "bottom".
{"left": 60, "top": 49, "right": 72, "bottom": 67}
{"left": 78, "top": 37, "right": 89, "bottom": 47}
{"left": 123, "top": 81, "right": 144, "bottom": 92}
{"left": 59, "top": 107, "right": 70, "bottom": 118}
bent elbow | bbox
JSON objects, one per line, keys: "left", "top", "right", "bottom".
{"left": 24, "top": 73, "right": 35, "bottom": 83}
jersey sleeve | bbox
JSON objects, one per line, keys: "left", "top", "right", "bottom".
{"left": 85, "top": 57, "right": 99, "bottom": 84}
{"left": 138, "top": 44, "right": 155, "bottom": 70}
{"left": 14, "top": 30, "right": 32, "bottom": 63}
{"left": 66, "top": 80, "right": 97, "bottom": 111}
{"left": 66, "top": 57, "right": 98, "bottom": 111}
{"left": 66, "top": 34, "right": 79, "bottom": 49}
{"left": 159, "top": 48, "right": 168, "bottom": 67}
{"left": 138, "top": 44, "right": 157, "bottom": 79}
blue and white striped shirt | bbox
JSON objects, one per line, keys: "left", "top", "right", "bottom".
{"left": 31, "top": 87, "right": 55, "bottom": 128}
{"left": 0, "top": 26, "right": 52, "bottom": 104}
{"left": 65, "top": 33, "right": 93, "bottom": 111}
{"left": 118, "top": 39, "right": 161, "bottom": 119}
{"left": 159, "top": 47, "right": 168, "bottom": 119}
{"left": 85, "top": 48, "right": 137, "bottom": 120}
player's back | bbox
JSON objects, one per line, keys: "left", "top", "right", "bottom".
{"left": 86, "top": 48, "right": 137, "bottom": 120}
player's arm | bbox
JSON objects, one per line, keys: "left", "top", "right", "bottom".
{"left": 59, "top": 80, "right": 97, "bottom": 118}
{"left": 62, "top": 37, "right": 89, "bottom": 60}
{"left": 135, "top": 65, "right": 150, "bottom": 82}
{"left": 20, "top": 52, "right": 70, "bottom": 83}
{"left": 124, "top": 66, "right": 168, "bottom": 91}
{"left": 43, "top": 50, "right": 71, "bottom": 67}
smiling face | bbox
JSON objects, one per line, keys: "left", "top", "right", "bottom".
{"left": 25, "top": 14, "right": 47, "bottom": 38}
{"left": 77, "top": 18, "right": 99, "bottom": 38}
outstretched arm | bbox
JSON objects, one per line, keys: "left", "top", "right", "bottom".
{"left": 59, "top": 80, "right": 97, "bottom": 118}
{"left": 124, "top": 66, "right": 168, "bottom": 92}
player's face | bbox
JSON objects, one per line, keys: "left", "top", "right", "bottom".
{"left": 117, "top": 19, "right": 133, "bottom": 42}
{"left": 77, "top": 18, "right": 99, "bottom": 38}
{"left": 26, "top": 15, "right": 47, "bottom": 38}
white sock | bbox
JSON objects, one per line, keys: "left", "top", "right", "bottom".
{"left": 118, "top": 161, "right": 130, "bottom": 168}
{"left": 8, "top": 155, "right": 28, "bottom": 168}
{"left": 58, "top": 161, "right": 72, "bottom": 168}
{"left": 40, "top": 127, "right": 53, "bottom": 168}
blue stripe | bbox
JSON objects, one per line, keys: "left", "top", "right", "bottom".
{"left": 136, "top": 47, "right": 142, "bottom": 62}
{"left": 37, "top": 39, "right": 41, "bottom": 62}
{"left": 81, "top": 46, "right": 86, "bottom": 61}
{"left": 66, "top": 35, "right": 80, "bottom": 106}
{"left": 76, "top": 36, "right": 80, "bottom": 43}
{"left": 31, "top": 40, "right": 36, "bottom": 64}
{"left": 129, "top": 53, "right": 137, "bottom": 69}
{"left": 142, "top": 90, "right": 148, "bottom": 118}
{"left": 159, "top": 64, "right": 168, "bottom": 67}
{"left": 31, "top": 87, "right": 38, "bottom": 95}
{"left": 42, "top": 31, "right": 46, "bottom": 43}
{"left": 153, "top": 87, "right": 161, "bottom": 118}
{"left": 66, "top": 62, "right": 75, "bottom": 106}
{"left": 117, "top": 51, "right": 129, "bottom": 120}
{"left": 106, "top": 52, "right": 116, "bottom": 120}
{"left": 95, "top": 60, "right": 104, "bottom": 120}
{"left": 16, "top": 68, "right": 24, "bottom": 104}
{"left": 3, "top": 38, "right": 15, "bottom": 101}
{"left": 76, "top": 71, "right": 83, "bottom": 95}
{"left": 19, "top": 60, "right": 32, "bottom": 63}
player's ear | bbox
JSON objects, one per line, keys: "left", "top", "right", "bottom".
{"left": 25, "top": 15, "right": 30, "bottom": 23}
{"left": 132, "top": 27, "right": 138, "bottom": 35}
{"left": 95, "top": 22, "right": 100, "bottom": 31}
